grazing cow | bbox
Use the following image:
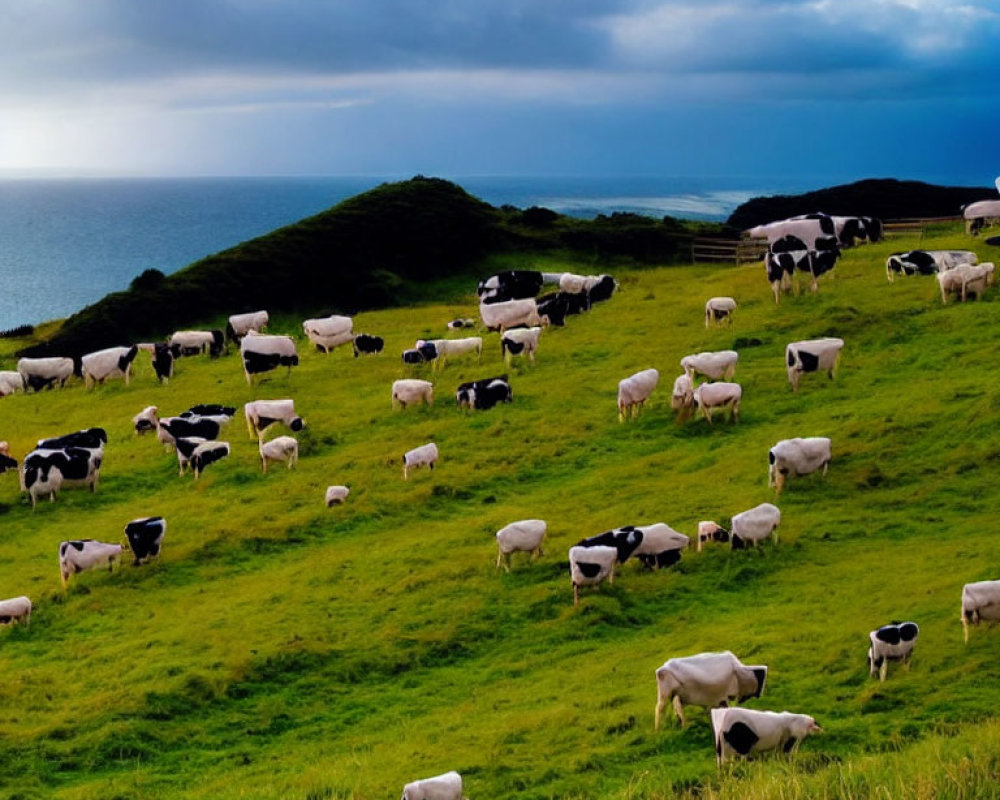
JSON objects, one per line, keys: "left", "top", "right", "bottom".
{"left": 325, "top": 485, "right": 350, "bottom": 506}
{"left": 654, "top": 651, "right": 767, "bottom": 729}
{"left": 124, "top": 517, "right": 166, "bottom": 566}
{"left": 174, "top": 437, "right": 207, "bottom": 476}
{"left": 631, "top": 523, "right": 689, "bottom": 569}
{"left": 80, "top": 345, "right": 139, "bottom": 388}
{"left": 58, "top": 539, "right": 122, "bottom": 590}
{"left": 569, "top": 544, "right": 618, "bottom": 606}
{"left": 17, "top": 356, "right": 75, "bottom": 391}
{"left": 260, "top": 435, "right": 299, "bottom": 472}
{"left": 961, "top": 579, "right": 1000, "bottom": 643}
{"left": 401, "top": 342, "right": 437, "bottom": 365}
{"left": 416, "top": 337, "right": 483, "bottom": 371}
{"left": 22, "top": 447, "right": 102, "bottom": 506}
{"left": 534, "top": 292, "right": 578, "bottom": 326}
{"left": 681, "top": 351, "right": 738, "bottom": 382}
{"left": 151, "top": 342, "right": 175, "bottom": 383}
{"left": 244, "top": 399, "right": 305, "bottom": 438}
{"left": 37, "top": 427, "right": 107, "bottom": 454}
{"left": 20, "top": 455, "right": 63, "bottom": 508}
{"left": 576, "top": 527, "right": 644, "bottom": 565}
{"left": 188, "top": 441, "right": 230, "bottom": 479}
{"left": 400, "top": 770, "right": 463, "bottom": 800}
{"left": 0, "top": 442, "right": 17, "bottom": 474}
{"left": 765, "top": 233, "right": 840, "bottom": 297}
{"left": 938, "top": 262, "right": 995, "bottom": 303}
{"left": 887, "top": 250, "right": 978, "bottom": 282}
{"left": 169, "top": 330, "right": 224, "bottom": 358}
{"left": 730, "top": 503, "right": 781, "bottom": 549}
{"left": 0, "top": 595, "right": 32, "bottom": 626}
{"left": 962, "top": 199, "right": 1000, "bottom": 235}
{"left": 240, "top": 332, "right": 298, "bottom": 384}
{"left": 768, "top": 437, "right": 831, "bottom": 493}
{"left": 391, "top": 379, "right": 434, "bottom": 409}
{"left": 479, "top": 298, "right": 547, "bottom": 332}
{"left": 670, "top": 374, "right": 695, "bottom": 421}
{"left": 692, "top": 382, "right": 742, "bottom": 424}
{"left": 403, "top": 442, "right": 439, "bottom": 480}
{"left": 456, "top": 375, "right": 512, "bottom": 411}
{"left": 160, "top": 415, "right": 224, "bottom": 444}
{"left": 501, "top": 326, "right": 542, "bottom": 365}
{"left": 765, "top": 247, "right": 799, "bottom": 304}
{"left": 785, "top": 338, "right": 843, "bottom": 392}
{"left": 0, "top": 370, "right": 25, "bottom": 397}
{"left": 227, "top": 309, "right": 269, "bottom": 341}
{"left": 352, "top": 334, "right": 384, "bottom": 357}
{"left": 711, "top": 707, "right": 821, "bottom": 766}
{"left": 747, "top": 216, "right": 835, "bottom": 250}
{"left": 495, "top": 519, "right": 547, "bottom": 571}
{"left": 303, "top": 314, "right": 354, "bottom": 353}
{"left": 697, "top": 521, "right": 730, "bottom": 551}
{"left": 133, "top": 405, "right": 160, "bottom": 435}
{"left": 478, "top": 270, "right": 545, "bottom": 302}
{"left": 587, "top": 274, "right": 618, "bottom": 303}
{"left": 618, "top": 368, "right": 659, "bottom": 422}
{"left": 868, "top": 621, "right": 919, "bottom": 681}
{"left": 447, "top": 318, "right": 475, "bottom": 330}
{"left": 705, "top": 297, "right": 737, "bottom": 327}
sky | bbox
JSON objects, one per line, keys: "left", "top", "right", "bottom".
{"left": 1, "top": 0, "right": 998, "bottom": 183}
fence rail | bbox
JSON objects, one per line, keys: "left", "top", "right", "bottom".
{"left": 691, "top": 237, "right": 768, "bottom": 265}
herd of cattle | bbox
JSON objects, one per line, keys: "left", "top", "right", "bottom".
{"left": 1, "top": 214, "right": 999, "bottom": 797}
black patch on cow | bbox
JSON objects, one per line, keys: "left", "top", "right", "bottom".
{"left": 402, "top": 349, "right": 425, "bottom": 364}
{"left": 38, "top": 428, "right": 107, "bottom": 451}
{"left": 713, "top": 308, "right": 729, "bottom": 320}
{"left": 797, "top": 350, "right": 820, "bottom": 373}
{"left": 184, "top": 404, "right": 236, "bottom": 418}
{"left": 174, "top": 438, "right": 204, "bottom": 458}
{"left": 255, "top": 416, "right": 278, "bottom": 432}
{"left": 587, "top": 275, "right": 617, "bottom": 304}
{"left": 0, "top": 453, "right": 17, "bottom": 472}
{"left": 750, "top": 668, "right": 767, "bottom": 699}
{"left": 723, "top": 722, "right": 759, "bottom": 756}
{"left": 783, "top": 736, "right": 797, "bottom": 754}
{"left": 125, "top": 517, "right": 165, "bottom": 564}
{"left": 352, "top": 334, "right": 384, "bottom": 357}
{"left": 535, "top": 294, "right": 567, "bottom": 326}
{"left": 67, "top": 540, "right": 88, "bottom": 552}
{"left": 478, "top": 270, "right": 544, "bottom": 302}
{"left": 192, "top": 445, "right": 229, "bottom": 473}
{"left": 117, "top": 345, "right": 139, "bottom": 372}
{"left": 209, "top": 330, "right": 225, "bottom": 357}
{"left": 638, "top": 549, "right": 682, "bottom": 570}
{"left": 163, "top": 418, "right": 221, "bottom": 441}
{"left": 730, "top": 533, "right": 745, "bottom": 550}
{"left": 503, "top": 337, "right": 525, "bottom": 355}
{"left": 771, "top": 234, "right": 807, "bottom": 254}
{"left": 875, "top": 625, "right": 902, "bottom": 645}
{"left": 577, "top": 528, "right": 643, "bottom": 563}
{"left": 152, "top": 343, "right": 174, "bottom": 381}
{"left": 243, "top": 350, "right": 281, "bottom": 374}
{"left": 577, "top": 561, "right": 603, "bottom": 579}
{"left": 26, "top": 374, "right": 56, "bottom": 392}
{"left": 289, "top": 417, "right": 304, "bottom": 432}
{"left": 899, "top": 622, "right": 919, "bottom": 641}
{"left": 908, "top": 251, "right": 935, "bottom": 271}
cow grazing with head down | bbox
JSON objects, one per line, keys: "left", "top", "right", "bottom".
{"left": 961, "top": 579, "right": 1000, "bottom": 643}
{"left": 618, "top": 368, "right": 659, "bottom": 422}
{"left": 730, "top": 503, "right": 781, "bottom": 549}
{"left": 17, "top": 356, "right": 75, "bottom": 392}
{"left": 768, "top": 437, "right": 831, "bottom": 494}
{"left": 630, "top": 522, "right": 689, "bottom": 570}
{"left": 188, "top": 441, "right": 230, "bottom": 479}
{"left": 0, "top": 442, "right": 17, "bottom": 474}
{"left": 303, "top": 314, "right": 354, "bottom": 353}
{"left": 692, "top": 382, "right": 742, "bottom": 424}
{"left": 868, "top": 621, "right": 919, "bottom": 681}
{"left": 681, "top": 351, "right": 738, "bottom": 382}
{"left": 495, "top": 519, "right": 547, "bottom": 571}
{"left": 124, "top": 517, "right": 166, "bottom": 566}
{"left": 391, "top": 379, "right": 434, "bottom": 409}
{"left": 0, "top": 596, "right": 32, "bottom": 627}
{"left": 259, "top": 435, "right": 299, "bottom": 473}
{"left": 447, "top": 318, "right": 476, "bottom": 330}
{"left": 711, "top": 707, "right": 821, "bottom": 766}
{"left": 415, "top": 337, "right": 483, "bottom": 371}
{"left": 0, "top": 370, "right": 25, "bottom": 397}
{"left": 576, "top": 527, "right": 644, "bottom": 568}
{"left": 325, "top": 485, "right": 350, "bottom": 506}
{"left": 58, "top": 539, "right": 123, "bottom": 590}
{"left": 456, "top": 375, "right": 512, "bottom": 410}
{"left": 705, "top": 297, "right": 737, "bottom": 327}
{"left": 240, "top": 332, "right": 298, "bottom": 384}
{"left": 403, "top": 442, "right": 439, "bottom": 480}
{"left": 568, "top": 544, "right": 618, "bottom": 606}
{"left": 169, "top": 330, "right": 224, "bottom": 358}
{"left": 786, "top": 338, "right": 843, "bottom": 392}
{"left": 654, "top": 651, "right": 767, "bottom": 729}
{"left": 400, "top": 770, "right": 463, "bottom": 800}
{"left": 244, "top": 399, "right": 305, "bottom": 439}
{"left": 80, "top": 345, "right": 139, "bottom": 389}
{"left": 697, "top": 520, "right": 730, "bottom": 551}
{"left": 670, "top": 374, "right": 695, "bottom": 421}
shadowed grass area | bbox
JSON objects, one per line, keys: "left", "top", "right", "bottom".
{"left": 0, "top": 223, "right": 999, "bottom": 798}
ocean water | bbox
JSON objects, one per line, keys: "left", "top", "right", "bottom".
{"left": 0, "top": 174, "right": 816, "bottom": 331}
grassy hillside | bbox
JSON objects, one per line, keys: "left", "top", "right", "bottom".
{"left": 1, "top": 224, "right": 1000, "bottom": 799}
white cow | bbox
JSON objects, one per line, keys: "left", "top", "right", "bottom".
{"left": 569, "top": 544, "right": 618, "bottom": 606}
{"left": 391, "top": 379, "right": 434, "bottom": 409}
{"left": 418, "top": 337, "right": 483, "bottom": 370}
{"left": 81, "top": 345, "right": 139, "bottom": 389}
{"left": 501, "top": 326, "right": 542, "bottom": 366}
{"left": 325, "top": 486, "right": 350, "bottom": 506}
{"left": 244, "top": 399, "right": 305, "bottom": 438}
{"left": 711, "top": 707, "right": 821, "bottom": 766}
{"left": 886, "top": 250, "right": 977, "bottom": 283}
{"left": 260, "top": 435, "right": 298, "bottom": 473}
{"left": 705, "top": 297, "right": 737, "bottom": 327}
{"left": 17, "top": 356, "right": 75, "bottom": 392}
{"left": 403, "top": 442, "right": 439, "bottom": 480}
{"left": 692, "top": 381, "right": 742, "bottom": 424}
{"left": 670, "top": 374, "right": 694, "bottom": 421}
{"left": 175, "top": 436, "right": 207, "bottom": 476}
{"left": 696, "top": 520, "right": 730, "bottom": 551}
{"left": 0, "top": 596, "right": 32, "bottom": 626}
{"left": 961, "top": 579, "right": 1000, "bottom": 643}
{"left": 730, "top": 503, "right": 781, "bottom": 548}
{"left": 768, "top": 437, "right": 831, "bottom": 494}
{"left": 680, "top": 350, "right": 738, "bottom": 382}
{"left": 631, "top": 522, "right": 689, "bottom": 569}
{"left": 240, "top": 332, "right": 298, "bottom": 384}
{"left": 303, "top": 315, "right": 354, "bottom": 353}
{"left": 495, "top": 519, "right": 547, "bottom": 571}
{"left": 939, "top": 262, "right": 994, "bottom": 303}
{"left": 618, "top": 368, "right": 659, "bottom": 422}
{"left": 0, "top": 370, "right": 25, "bottom": 397}
{"left": 479, "top": 298, "right": 547, "bottom": 332}
{"left": 963, "top": 199, "right": 1000, "bottom": 234}
{"left": 400, "top": 770, "right": 462, "bottom": 800}
{"left": 785, "top": 338, "right": 843, "bottom": 392}
{"left": 169, "top": 330, "right": 223, "bottom": 357}
{"left": 867, "top": 621, "right": 919, "bottom": 681}
{"left": 227, "top": 310, "right": 269, "bottom": 339}
{"left": 58, "top": 539, "right": 123, "bottom": 590}
{"left": 654, "top": 651, "right": 767, "bottom": 729}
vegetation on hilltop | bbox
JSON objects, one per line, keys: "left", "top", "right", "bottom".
{"left": 727, "top": 177, "right": 996, "bottom": 230}
{"left": 1, "top": 221, "right": 999, "bottom": 799}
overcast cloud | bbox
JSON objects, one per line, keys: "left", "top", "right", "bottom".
{"left": 1, "top": 0, "right": 997, "bottom": 181}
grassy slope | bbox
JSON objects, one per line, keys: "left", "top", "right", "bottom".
{"left": 1, "top": 228, "right": 999, "bottom": 799}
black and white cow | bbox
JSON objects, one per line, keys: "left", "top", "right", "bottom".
{"left": 22, "top": 447, "right": 102, "bottom": 507}
{"left": 244, "top": 399, "right": 305, "bottom": 438}
{"left": 240, "top": 333, "right": 298, "bottom": 384}
{"left": 402, "top": 342, "right": 438, "bottom": 364}
{"left": 785, "top": 338, "right": 844, "bottom": 392}
{"left": 303, "top": 314, "right": 354, "bottom": 353}
{"left": 576, "top": 527, "right": 644, "bottom": 565}
{"left": 160, "top": 415, "right": 224, "bottom": 443}
{"left": 81, "top": 345, "right": 139, "bottom": 388}
{"left": 568, "top": 544, "right": 618, "bottom": 606}
{"left": 37, "top": 427, "right": 107, "bottom": 454}
{"left": 124, "top": 517, "right": 166, "bottom": 566}
{"left": 17, "top": 356, "right": 75, "bottom": 392}
{"left": 352, "top": 334, "right": 384, "bottom": 357}
{"left": 711, "top": 708, "right": 821, "bottom": 766}
{"left": 768, "top": 438, "right": 831, "bottom": 493}
{"left": 58, "top": 539, "right": 123, "bottom": 589}
{"left": 188, "top": 441, "right": 230, "bottom": 479}
{"left": 181, "top": 404, "right": 237, "bottom": 424}
{"left": 226, "top": 309, "right": 269, "bottom": 341}
{"left": 169, "top": 330, "right": 225, "bottom": 358}
{"left": 629, "top": 522, "right": 689, "bottom": 570}
{"left": 151, "top": 342, "right": 175, "bottom": 383}
{"left": 868, "top": 621, "right": 919, "bottom": 681}
{"left": 477, "top": 270, "right": 545, "bottom": 302}
{"left": 0, "top": 443, "right": 16, "bottom": 474}
{"left": 886, "top": 250, "right": 978, "bottom": 282}
{"left": 655, "top": 651, "right": 767, "bottom": 729}
{"left": 455, "top": 375, "right": 512, "bottom": 410}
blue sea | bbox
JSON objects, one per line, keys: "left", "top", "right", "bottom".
{"left": 0, "top": 174, "right": 834, "bottom": 331}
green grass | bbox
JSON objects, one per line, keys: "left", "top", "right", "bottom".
{"left": 1, "top": 226, "right": 1000, "bottom": 799}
